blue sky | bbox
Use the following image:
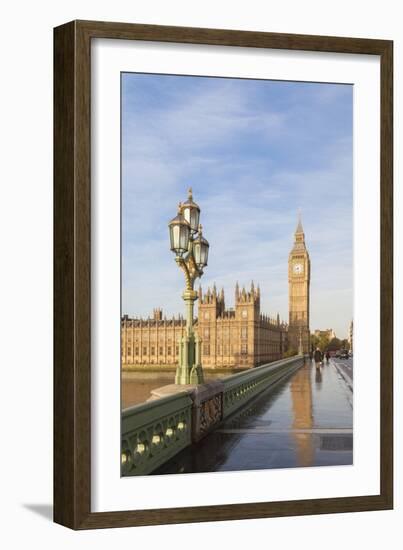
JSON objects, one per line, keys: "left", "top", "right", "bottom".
{"left": 121, "top": 73, "right": 353, "bottom": 338}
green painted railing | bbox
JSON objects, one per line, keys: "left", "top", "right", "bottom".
{"left": 121, "top": 391, "right": 193, "bottom": 476}
{"left": 222, "top": 356, "right": 303, "bottom": 418}
{"left": 122, "top": 355, "right": 304, "bottom": 476}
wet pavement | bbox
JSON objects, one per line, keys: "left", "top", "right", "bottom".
{"left": 333, "top": 357, "right": 353, "bottom": 385}
{"left": 153, "top": 359, "right": 353, "bottom": 475}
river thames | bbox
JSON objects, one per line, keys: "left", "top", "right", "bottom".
{"left": 122, "top": 369, "right": 240, "bottom": 408}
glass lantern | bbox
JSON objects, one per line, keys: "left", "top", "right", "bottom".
{"left": 193, "top": 229, "right": 209, "bottom": 269}
{"left": 181, "top": 187, "right": 200, "bottom": 233}
{"left": 168, "top": 208, "right": 190, "bottom": 256}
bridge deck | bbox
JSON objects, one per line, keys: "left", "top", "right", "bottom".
{"left": 153, "top": 359, "right": 353, "bottom": 474}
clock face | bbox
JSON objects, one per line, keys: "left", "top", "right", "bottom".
{"left": 293, "top": 263, "right": 303, "bottom": 274}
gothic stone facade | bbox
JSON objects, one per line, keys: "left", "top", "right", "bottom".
{"left": 121, "top": 284, "right": 288, "bottom": 369}
{"left": 198, "top": 283, "right": 288, "bottom": 368}
{"left": 122, "top": 217, "right": 310, "bottom": 368}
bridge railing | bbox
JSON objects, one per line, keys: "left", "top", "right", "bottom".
{"left": 222, "top": 356, "right": 304, "bottom": 418}
{"left": 122, "top": 355, "right": 304, "bottom": 476}
{"left": 121, "top": 391, "right": 193, "bottom": 476}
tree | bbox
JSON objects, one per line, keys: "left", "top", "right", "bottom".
{"left": 320, "top": 335, "right": 331, "bottom": 351}
{"left": 340, "top": 338, "right": 350, "bottom": 350}
{"left": 283, "top": 348, "right": 298, "bottom": 358}
{"left": 310, "top": 333, "right": 319, "bottom": 350}
{"left": 327, "top": 337, "right": 342, "bottom": 351}
{"left": 310, "top": 333, "right": 330, "bottom": 352}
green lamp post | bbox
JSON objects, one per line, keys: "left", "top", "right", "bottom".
{"left": 168, "top": 188, "right": 210, "bottom": 385}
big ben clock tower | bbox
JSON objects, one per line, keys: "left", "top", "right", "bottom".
{"left": 288, "top": 214, "right": 310, "bottom": 353}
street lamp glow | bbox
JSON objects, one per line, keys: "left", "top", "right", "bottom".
{"left": 168, "top": 188, "right": 209, "bottom": 385}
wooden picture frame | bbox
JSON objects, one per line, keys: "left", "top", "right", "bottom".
{"left": 54, "top": 20, "right": 393, "bottom": 529}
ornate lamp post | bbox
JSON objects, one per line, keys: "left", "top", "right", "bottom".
{"left": 168, "top": 188, "right": 209, "bottom": 385}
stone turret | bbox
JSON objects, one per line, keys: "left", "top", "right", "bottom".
{"left": 199, "top": 284, "right": 225, "bottom": 317}
{"left": 235, "top": 281, "right": 260, "bottom": 305}
{"left": 153, "top": 308, "right": 163, "bottom": 321}
{"left": 235, "top": 281, "right": 260, "bottom": 322}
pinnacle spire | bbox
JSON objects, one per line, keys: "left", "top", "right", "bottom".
{"left": 295, "top": 209, "right": 304, "bottom": 234}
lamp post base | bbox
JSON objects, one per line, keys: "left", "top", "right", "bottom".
{"left": 175, "top": 333, "right": 204, "bottom": 385}
{"left": 190, "top": 365, "right": 204, "bottom": 385}
{"left": 175, "top": 331, "right": 204, "bottom": 385}
{"left": 174, "top": 290, "right": 204, "bottom": 385}
{"left": 175, "top": 365, "right": 204, "bottom": 386}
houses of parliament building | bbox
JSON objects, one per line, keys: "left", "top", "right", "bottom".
{"left": 121, "top": 217, "right": 311, "bottom": 370}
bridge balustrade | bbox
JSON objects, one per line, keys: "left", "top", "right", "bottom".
{"left": 121, "top": 391, "right": 193, "bottom": 476}
{"left": 222, "top": 356, "right": 303, "bottom": 418}
{"left": 122, "top": 355, "right": 303, "bottom": 476}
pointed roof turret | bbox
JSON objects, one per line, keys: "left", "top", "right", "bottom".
{"left": 295, "top": 209, "right": 304, "bottom": 234}
{"left": 291, "top": 209, "right": 308, "bottom": 253}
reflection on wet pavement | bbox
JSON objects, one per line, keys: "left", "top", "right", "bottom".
{"left": 153, "top": 360, "right": 353, "bottom": 475}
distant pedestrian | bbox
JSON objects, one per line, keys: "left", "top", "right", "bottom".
{"left": 309, "top": 351, "right": 313, "bottom": 361}
{"left": 314, "top": 347, "right": 322, "bottom": 369}
{"left": 325, "top": 351, "right": 330, "bottom": 363}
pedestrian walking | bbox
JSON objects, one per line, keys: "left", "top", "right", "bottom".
{"left": 325, "top": 350, "right": 330, "bottom": 364}
{"left": 314, "top": 347, "right": 322, "bottom": 369}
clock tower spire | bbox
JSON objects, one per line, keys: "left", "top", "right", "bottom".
{"left": 288, "top": 212, "right": 310, "bottom": 353}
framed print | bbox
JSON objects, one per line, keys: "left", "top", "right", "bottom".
{"left": 54, "top": 20, "right": 393, "bottom": 529}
